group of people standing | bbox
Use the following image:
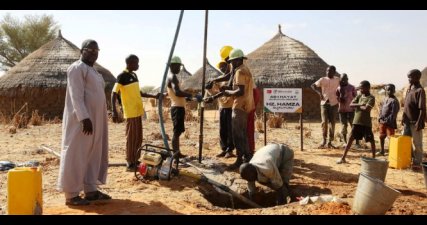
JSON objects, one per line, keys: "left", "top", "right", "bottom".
{"left": 311, "top": 66, "right": 425, "bottom": 169}
{"left": 56, "top": 39, "right": 424, "bottom": 207}
{"left": 204, "top": 45, "right": 260, "bottom": 170}
{"left": 56, "top": 39, "right": 263, "bottom": 206}
{"left": 204, "top": 46, "right": 291, "bottom": 205}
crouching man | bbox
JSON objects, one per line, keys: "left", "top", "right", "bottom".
{"left": 239, "top": 143, "right": 294, "bottom": 205}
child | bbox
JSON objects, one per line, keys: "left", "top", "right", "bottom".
{"left": 337, "top": 80, "right": 376, "bottom": 164}
{"left": 378, "top": 84, "right": 400, "bottom": 156}
{"left": 335, "top": 73, "right": 358, "bottom": 147}
{"left": 402, "top": 69, "right": 426, "bottom": 171}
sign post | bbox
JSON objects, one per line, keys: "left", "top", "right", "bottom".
{"left": 263, "top": 88, "right": 303, "bottom": 151}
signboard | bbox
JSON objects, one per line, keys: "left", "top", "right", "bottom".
{"left": 263, "top": 88, "right": 302, "bottom": 113}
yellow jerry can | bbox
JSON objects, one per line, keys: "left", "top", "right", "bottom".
{"left": 7, "top": 167, "right": 43, "bottom": 215}
{"left": 388, "top": 135, "right": 412, "bottom": 169}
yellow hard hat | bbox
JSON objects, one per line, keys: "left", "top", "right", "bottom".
{"left": 170, "top": 56, "right": 182, "bottom": 64}
{"left": 228, "top": 49, "right": 247, "bottom": 61}
{"left": 220, "top": 46, "right": 233, "bottom": 60}
{"left": 216, "top": 61, "right": 227, "bottom": 69}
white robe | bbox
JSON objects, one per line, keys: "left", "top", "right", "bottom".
{"left": 57, "top": 60, "right": 109, "bottom": 193}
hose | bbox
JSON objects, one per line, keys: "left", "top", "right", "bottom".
{"left": 158, "top": 10, "right": 184, "bottom": 149}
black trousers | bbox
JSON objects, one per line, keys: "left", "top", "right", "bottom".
{"left": 219, "top": 108, "right": 234, "bottom": 152}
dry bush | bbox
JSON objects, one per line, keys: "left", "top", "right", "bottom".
{"left": 9, "top": 125, "right": 16, "bottom": 134}
{"left": 184, "top": 130, "right": 190, "bottom": 139}
{"left": 149, "top": 98, "right": 156, "bottom": 107}
{"left": 185, "top": 109, "right": 198, "bottom": 122}
{"left": 151, "top": 132, "right": 170, "bottom": 140}
{"left": 149, "top": 110, "right": 159, "bottom": 121}
{"left": 267, "top": 114, "right": 284, "bottom": 128}
{"left": 51, "top": 116, "right": 62, "bottom": 124}
{"left": 12, "top": 113, "right": 28, "bottom": 128}
{"left": 149, "top": 109, "right": 170, "bottom": 122}
{"left": 162, "top": 109, "right": 170, "bottom": 121}
{"left": 29, "top": 110, "right": 43, "bottom": 126}
{"left": 304, "top": 129, "right": 312, "bottom": 138}
{"left": 0, "top": 112, "right": 9, "bottom": 124}
{"left": 161, "top": 98, "right": 171, "bottom": 107}
{"left": 256, "top": 118, "right": 264, "bottom": 133}
{"left": 372, "top": 116, "right": 380, "bottom": 132}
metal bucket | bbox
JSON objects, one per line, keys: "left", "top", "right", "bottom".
{"left": 352, "top": 173, "right": 400, "bottom": 215}
{"left": 360, "top": 157, "right": 389, "bottom": 182}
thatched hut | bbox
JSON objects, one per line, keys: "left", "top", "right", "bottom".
{"left": 0, "top": 31, "right": 116, "bottom": 119}
{"left": 181, "top": 60, "right": 222, "bottom": 110}
{"left": 181, "top": 60, "right": 222, "bottom": 92}
{"left": 245, "top": 25, "right": 330, "bottom": 120}
{"left": 152, "top": 65, "right": 192, "bottom": 94}
{"left": 420, "top": 67, "right": 427, "bottom": 87}
{"left": 150, "top": 65, "right": 192, "bottom": 107}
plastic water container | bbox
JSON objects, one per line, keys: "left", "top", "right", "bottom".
{"left": 388, "top": 135, "right": 412, "bottom": 169}
{"left": 7, "top": 167, "right": 42, "bottom": 215}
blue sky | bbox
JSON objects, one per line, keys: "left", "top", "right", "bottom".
{"left": 0, "top": 10, "right": 426, "bottom": 89}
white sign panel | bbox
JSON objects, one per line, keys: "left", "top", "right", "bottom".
{"left": 264, "top": 88, "right": 302, "bottom": 113}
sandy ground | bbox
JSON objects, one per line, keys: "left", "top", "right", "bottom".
{"left": 0, "top": 108, "right": 426, "bottom": 215}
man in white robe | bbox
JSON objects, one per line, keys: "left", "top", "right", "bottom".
{"left": 57, "top": 39, "right": 110, "bottom": 206}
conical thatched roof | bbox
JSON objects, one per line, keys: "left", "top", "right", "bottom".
{"left": 245, "top": 25, "right": 329, "bottom": 88}
{"left": 420, "top": 67, "right": 427, "bottom": 87}
{"left": 0, "top": 30, "right": 116, "bottom": 96}
{"left": 176, "top": 65, "right": 192, "bottom": 83}
{"left": 181, "top": 60, "right": 222, "bottom": 91}
{"left": 151, "top": 65, "right": 192, "bottom": 94}
{"left": 0, "top": 31, "right": 116, "bottom": 118}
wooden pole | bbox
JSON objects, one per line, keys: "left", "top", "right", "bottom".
{"left": 198, "top": 10, "right": 208, "bottom": 163}
{"left": 300, "top": 91, "right": 303, "bottom": 151}
{"left": 300, "top": 113, "right": 303, "bottom": 151}
{"left": 264, "top": 112, "right": 267, "bottom": 146}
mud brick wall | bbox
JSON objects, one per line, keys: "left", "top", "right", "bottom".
{"left": 0, "top": 88, "right": 113, "bottom": 119}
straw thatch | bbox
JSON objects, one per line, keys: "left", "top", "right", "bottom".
{"left": 149, "top": 65, "right": 192, "bottom": 108}
{"left": 246, "top": 25, "right": 329, "bottom": 88}
{"left": 420, "top": 67, "right": 427, "bottom": 87}
{"left": 181, "top": 60, "right": 222, "bottom": 110}
{"left": 151, "top": 65, "right": 192, "bottom": 94}
{"left": 0, "top": 30, "right": 116, "bottom": 118}
{"left": 245, "top": 25, "right": 330, "bottom": 120}
{"left": 181, "top": 60, "right": 222, "bottom": 91}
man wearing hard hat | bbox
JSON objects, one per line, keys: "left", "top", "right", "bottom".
{"left": 204, "top": 45, "right": 236, "bottom": 158}
{"left": 222, "top": 49, "right": 256, "bottom": 170}
{"left": 166, "top": 56, "right": 201, "bottom": 159}
{"left": 204, "top": 59, "right": 235, "bottom": 158}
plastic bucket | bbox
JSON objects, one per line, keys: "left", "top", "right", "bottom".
{"left": 360, "top": 157, "right": 389, "bottom": 182}
{"left": 422, "top": 162, "right": 427, "bottom": 189}
{"left": 352, "top": 173, "right": 400, "bottom": 215}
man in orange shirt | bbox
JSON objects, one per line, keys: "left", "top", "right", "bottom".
{"left": 222, "top": 49, "right": 255, "bottom": 169}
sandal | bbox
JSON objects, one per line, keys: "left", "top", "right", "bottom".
{"left": 376, "top": 151, "right": 386, "bottom": 156}
{"left": 327, "top": 143, "right": 337, "bottom": 149}
{"left": 318, "top": 144, "right": 327, "bottom": 149}
{"left": 85, "top": 190, "right": 112, "bottom": 201}
{"left": 411, "top": 165, "right": 422, "bottom": 172}
{"left": 66, "top": 196, "right": 90, "bottom": 206}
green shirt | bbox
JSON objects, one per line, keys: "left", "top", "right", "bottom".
{"left": 352, "top": 93, "right": 375, "bottom": 127}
